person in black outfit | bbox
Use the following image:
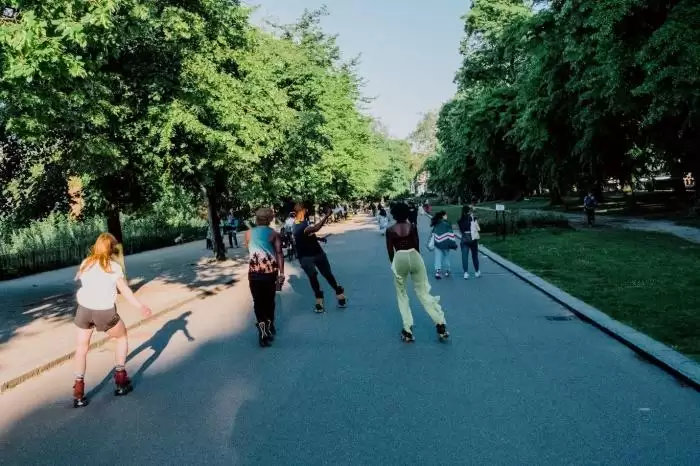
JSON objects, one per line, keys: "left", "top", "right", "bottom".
{"left": 293, "top": 203, "right": 347, "bottom": 313}
{"left": 408, "top": 202, "right": 419, "bottom": 226}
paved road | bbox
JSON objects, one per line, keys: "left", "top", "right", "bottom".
{"left": 0, "top": 239, "right": 244, "bottom": 387}
{"left": 1, "top": 216, "right": 699, "bottom": 465}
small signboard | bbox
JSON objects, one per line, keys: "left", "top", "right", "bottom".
{"left": 495, "top": 204, "right": 505, "bottom": 211}
{"left": 2, "top": 7, "right": 19, "bottom": 19}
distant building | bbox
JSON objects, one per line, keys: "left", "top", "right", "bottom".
{"left": 412, "top": 171, "right": 428, "bottom": 196}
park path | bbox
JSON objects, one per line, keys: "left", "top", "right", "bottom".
{"left": 1, "top": 215, "right": 699, "bottom": 465}
{"left": 527, "top": 209, "right": 700, "bottom": 243}
{"left": 0, "top": 238, "right": 246, "bottom": 391}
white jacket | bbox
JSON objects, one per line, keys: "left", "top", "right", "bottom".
{"left": 458, "top": 216, "right": 480, "bottom": 241}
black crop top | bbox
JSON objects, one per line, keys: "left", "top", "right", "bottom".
{"left": 386, "top": 223, "right": 420, "bottom": 261}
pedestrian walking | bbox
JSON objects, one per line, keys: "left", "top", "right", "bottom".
{"left": 423, "top": 200, "right": 432, "bottom": 216}
{"left": 584, "top": 190, "right": 597, "bottom": 226}
{"left": 408, "top": 201, "right": 419, "bottom": 226}
{"left": 378, "top": 205, "right": 389, "bottom": 235}
{"left": 244, "top": 208, "right": 285, "bottom": 347}
{"left": 226, "top": 211, "right": 240, "bottom": 248}
{"left": 386, "top": 203, "right": 449, "bottom": 342}
{"left": 429, "top": 210, "right": 458, "bottom": 279}
{"left": 71, "top": 233, "right": 153, "bottom": 408}
{"left": 293, "top": 203, "right": 347, "bottom": 313}
{"left": 457, "top": 202, "right": 481, "bottom": 279}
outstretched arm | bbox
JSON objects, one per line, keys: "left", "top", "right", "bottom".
{"left": 181, "top": 326, "right": 195, "bottom": 342}
{"left": 304, "top": 210, "right": 332, "bottom": 235}
{"left": 116, "top": 277, "right": 152, "bottom": 318}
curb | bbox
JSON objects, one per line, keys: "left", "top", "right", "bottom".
{"left": 0, "top": 280, "right": 236, "bottom": 394}
{"left": 480, "top": 245, "right": 700, "bottom": 391}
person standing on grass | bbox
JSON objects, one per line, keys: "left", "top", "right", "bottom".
{"left": 584, "top": 190, "right": 597, "bottom": 226}
{"left": 72, "top": 233, "right": 153, "bottom": 408}
{"left": 387, "top": 203, "right": 449, "bottom": 342}
{"left": 245, "top": 208, "right": 285, "bottom": 347}
{"left": 293, "top": 203, "right": 347, "bottom": 313}
{"left": 457, "top": 202, "right": 481, "bottom": 279}
{"left": 430, "top": 210, "right": 458, "bottom": 279}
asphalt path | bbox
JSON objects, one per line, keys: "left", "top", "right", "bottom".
{"left": 1, "top": 216, "right": 699, "bottom": 465}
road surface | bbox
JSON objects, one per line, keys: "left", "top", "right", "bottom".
{"left": 1, "top": 216, "right": 699, "bottom": 465}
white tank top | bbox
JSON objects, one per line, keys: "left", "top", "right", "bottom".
{"left": 76, "top": 260, "right": 123, "bottom": 310}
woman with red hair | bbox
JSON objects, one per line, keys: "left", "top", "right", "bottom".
{"left": 72, "top": 233, "right": 152, "bottom": 408}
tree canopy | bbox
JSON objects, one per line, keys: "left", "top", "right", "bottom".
{"left": 0, "top": 2, "right": 412, "bottom": 257}
{"left": 427, "top": 0, "right": 700, "bottom": 203}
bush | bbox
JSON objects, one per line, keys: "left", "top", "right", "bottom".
{"left": 434, "top": 204, "right": 570, "bottom": 235}
{"left": 0, "top": 213, "right": 206, "bottom": 280}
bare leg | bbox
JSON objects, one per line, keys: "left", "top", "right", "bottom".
{"left": 106, "top": 320, "right": 128, "bottom": 367}
{"left": 74, "top": 328, "right": 94, "bottom": 376}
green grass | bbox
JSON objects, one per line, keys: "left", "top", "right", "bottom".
{"left": 483, "top": 228, "right": 700, "bottom": 360}
{"left": 440, "top": 192, "right": 700, "bottom": 229}
{"left": 477, "top": 198, "right": 552, "bottom": 211}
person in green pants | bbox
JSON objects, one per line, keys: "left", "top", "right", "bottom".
{"left": 386, "top": 203, "right": 449, "bottom": 342}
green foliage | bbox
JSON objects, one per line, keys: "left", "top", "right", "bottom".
{"left": 428, "top": 0, "right": 700, "bottom": 204}
{"left": 0, "top": 1, "right": 413, "bottom": 270}
{"left": 0, "top": 211, "right": 206, "bottom": 280}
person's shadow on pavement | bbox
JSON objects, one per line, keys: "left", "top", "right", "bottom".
{"left": 128, "top": 311, "right": 195, "bottom": 382}
{"left": 86, "top": 311, "right": 195, "bottom": 399}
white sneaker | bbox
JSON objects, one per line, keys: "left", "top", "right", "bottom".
{"left": 463, "top": 272, "right": 470, "bottom": 280}
{"left": 475, "top": 271, "right": 481, "bottom": 278}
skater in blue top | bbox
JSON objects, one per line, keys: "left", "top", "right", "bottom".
{"left": 245, "top": 207, "right": 285, "bottom": 347}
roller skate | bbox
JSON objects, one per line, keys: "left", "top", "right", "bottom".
{"left": 436, "top": 323, "right": 450, "bottom": 342}
{"left": 73, "top": 378, "right": 89, "bottom": 408}
{"left": 314, "top": 298, "right": 325, "bottom": 314}
{"left": 400, "top": 328, "right": 415, "bottom": 343}
{"left": 114, "top": 369, "right": 133, "bottom": 396}
{"left": 257, "top": 322, "right": 272, "bottom": 347}
{"left": 336, "top": 287, "right": 347, "bottom": 309}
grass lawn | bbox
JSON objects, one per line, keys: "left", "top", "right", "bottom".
{"left": 437, "top": 191, "right": 700, "bottom": 228}
{"left": 483, "top": 228, "right": 700, "bottom": 361}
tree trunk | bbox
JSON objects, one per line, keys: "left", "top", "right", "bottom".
{"left": 592, "top": 185, "right": 604, "bottom": 204}
{"left": 203, "top": 185, "right": 226, "bottom": 261}
{"left": 549, "top": 185, "right": 564, "bottom": 206}
{"left": 106, "top": 204, "right": 124, "bottom": 244}
{"left": 671, "top": 164, "right": 688, "bottom": 205}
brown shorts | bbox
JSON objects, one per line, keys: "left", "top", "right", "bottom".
{"left": 74, "top": 305, "right": 121, "bottom": 332}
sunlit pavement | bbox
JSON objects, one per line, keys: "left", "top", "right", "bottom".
{"left": 1, "top": 216, "right": 699, "bottom": 465}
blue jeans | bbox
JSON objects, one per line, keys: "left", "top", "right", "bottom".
{"left": 461, "top": 240, "right": 479, "bottom": 273}
{"left": 434, "top": 249, "right": 451, "bottom": 272}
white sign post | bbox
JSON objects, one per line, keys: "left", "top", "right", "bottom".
{"left": 495, "top": 204, "right": 505, "bottom": 211}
